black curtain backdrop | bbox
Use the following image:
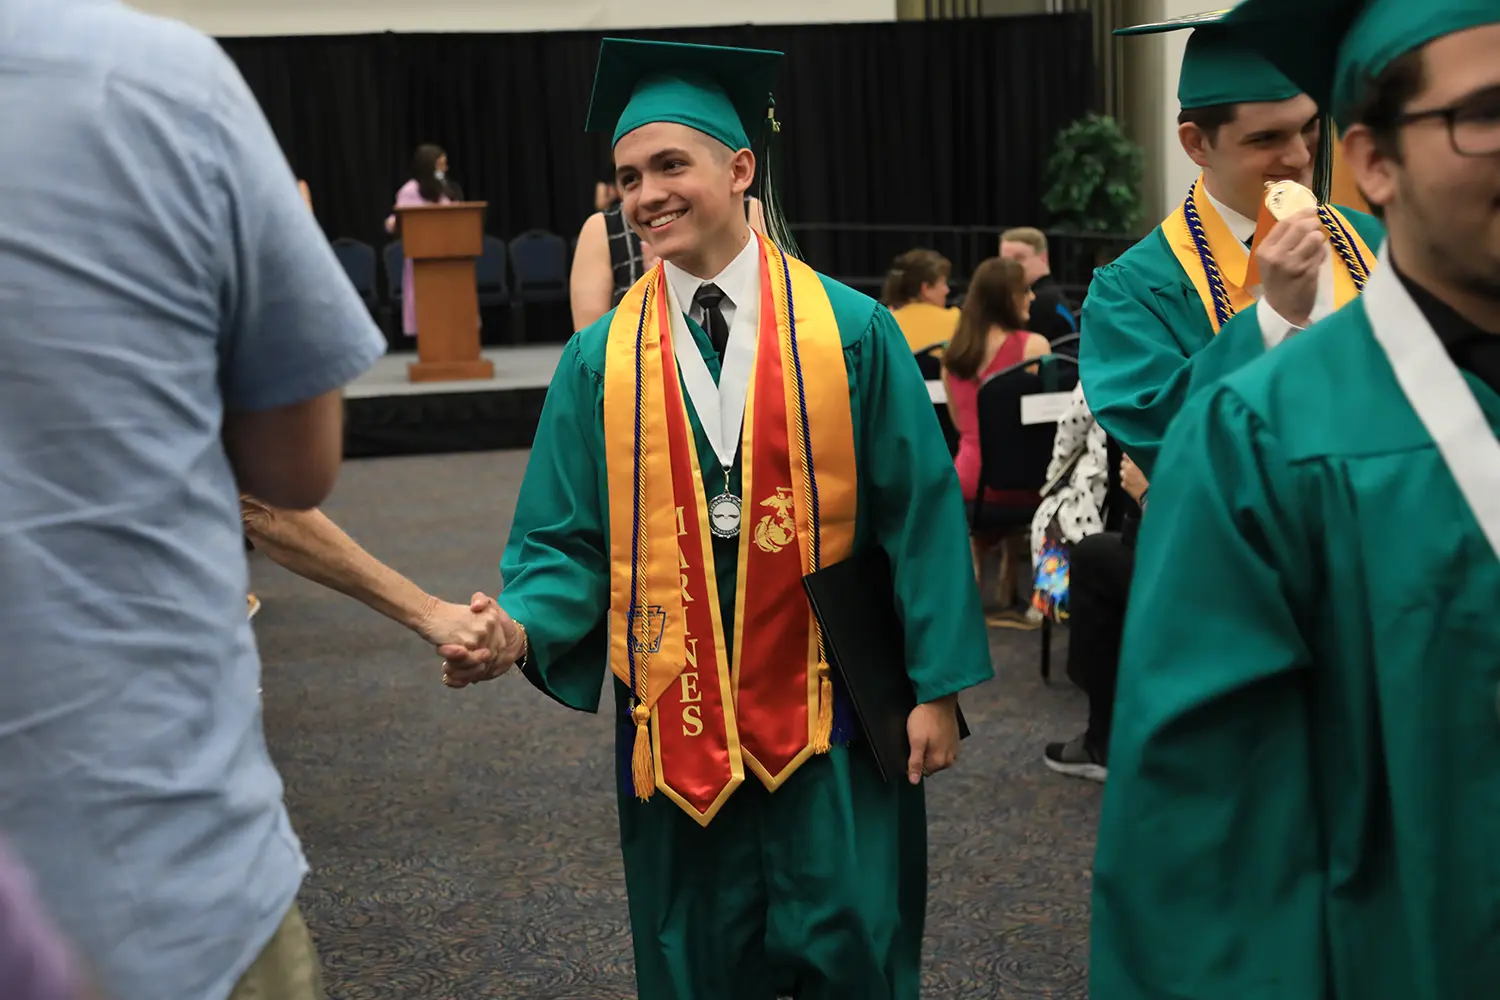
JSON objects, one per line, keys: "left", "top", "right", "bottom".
{"left": 221, "top": 15, "right": 1094, "bottom": 284}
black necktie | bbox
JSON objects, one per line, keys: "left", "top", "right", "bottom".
{"left": 694, "top": 283, "right": 729, "bottom": 357}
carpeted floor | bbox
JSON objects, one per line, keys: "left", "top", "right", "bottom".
{"left": 252, "top": 451, "right": 1101, "bottom": 999}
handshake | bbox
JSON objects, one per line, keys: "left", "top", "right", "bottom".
{"left": 414, "top": 592, "right": 528, "bottom": 689}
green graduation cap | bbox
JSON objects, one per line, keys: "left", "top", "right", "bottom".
{"left": 585, "top": 38, "right": 784, "bottom": 150}
{"left": 1116, "top": 8, "right": 1303, "bottom": 109}
{"left": 1224, "top": 0, "right": 1500, "bottom": 129}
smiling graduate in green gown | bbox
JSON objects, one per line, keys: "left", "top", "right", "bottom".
{"left": 1091, "top": 2, "right": 1500, "bottom": 997}
{"left": 441, "top": 38, "right": 992, "bottom": 1000}
{"left": 1081, "top": 8, "right": 1385, "bottom": 477}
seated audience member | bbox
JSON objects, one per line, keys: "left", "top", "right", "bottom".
{"left": 1030, "top": 383, "right": 1109, "bottom": 576}
{"left": 941, "top": 257, "right": 1050, "bottom": 598}
{"left": 882, "top": 248, "right": 960, "bottom": 353}
{"left": 570, "top": 173, "right": 763, "bottom": 332}
{"left": 999, "top": 227, "right": 1078, "bottom": 342}
{"left": 1042, "top": 453, "right": 1148, "bottom": 782}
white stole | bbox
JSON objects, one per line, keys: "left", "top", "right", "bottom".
{"left": 1363, "top": 246, "right": 1500, "bottom": 560}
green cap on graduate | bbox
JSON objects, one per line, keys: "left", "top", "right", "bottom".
{"left": 1224, "top": 0, "right": 1500, "bottom": 129}
{"left": 1116, "top": 8, "right": 1303, "bottom": 110}
{"left": 585, "top": 38, "right": 784, "bottom": 150}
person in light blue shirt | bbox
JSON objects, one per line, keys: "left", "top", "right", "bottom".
{"left": 0, "top": 1, "right": 388, "bottom": 997}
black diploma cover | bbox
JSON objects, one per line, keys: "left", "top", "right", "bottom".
{"left": 802, "top": 547, "right": 970, "bottom": 783}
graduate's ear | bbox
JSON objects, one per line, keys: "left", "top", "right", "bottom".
{"left": 728, "top": 147, "right": 756, "bottom": 198}
{"left": 1340, "top": 126, "right": 1397, "bottom": 219}
{"left": 1179, "top": 121, "right": 1216, "bottom": 168}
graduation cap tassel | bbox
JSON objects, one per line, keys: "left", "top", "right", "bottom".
{"left": 1313, "top": 113, "right": 1334, "bottom": 205}
{"left": 761, "top": 97, "right": 803, "bottom": 260}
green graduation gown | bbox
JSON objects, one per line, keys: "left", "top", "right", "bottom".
{"left": 496, "top": 273, "right": 993, "bottom": 1000}
{"left": 1078, "top": 206, "right": 1385, "bottom": 477}
{"left": 1091, "top": 259, "right": 1500, "bottom": 999}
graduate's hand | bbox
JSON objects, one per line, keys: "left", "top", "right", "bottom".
{"left": 435, "top": 594, "right": 523, "bottom": 688}
{"left": 907, "top": 694, "right": 961, "bottom": 785}
{"left": 1257, "top": 208, "right": 1326, "bottom": 329}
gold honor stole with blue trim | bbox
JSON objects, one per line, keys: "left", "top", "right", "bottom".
{"left": 601, "top": 234, "right": 857, "bottom": 827}
{"left": 1163, "top": 175, "right": 1375, "bottom": 333}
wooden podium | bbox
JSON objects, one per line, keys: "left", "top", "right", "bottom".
{"left": 396, "top": 201, "right": 495, "bottom": 383}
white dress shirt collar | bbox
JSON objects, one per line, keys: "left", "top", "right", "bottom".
{"left": 1202, "top": 185, "right": 1257, "bottom": 246}
{"left": 663, "top": 232, "right": 760, "bottom": 329}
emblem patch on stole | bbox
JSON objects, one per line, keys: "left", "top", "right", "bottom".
{"left": 630, "top": 605, "right": 667, "bottom": 654}
{"left": 752, "top": 487, "right": 798, "bottom": 555}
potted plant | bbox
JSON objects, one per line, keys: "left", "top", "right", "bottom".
{"left": 1042, "top": 113, "right": 1146, "bottom": 245}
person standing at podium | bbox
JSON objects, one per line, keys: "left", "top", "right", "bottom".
{"left": 439, "top": 37, "right": 993, "bottom": 1000}
{"left": 385, "top": 143, "right": 462, "bottom": 338}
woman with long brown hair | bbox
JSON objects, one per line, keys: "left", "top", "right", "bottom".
{"left": 882, "top": 248, "right": 960, "bottom": 353}
{"left": 942, "top": 257, "right": 1050, "bottom": 597}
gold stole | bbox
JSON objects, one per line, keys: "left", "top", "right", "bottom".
{"left": 600, "top": 235, "right": 858, "bottom": 826}
{"left": 1162, "top": 175, "right": 1376, "bottom": 333}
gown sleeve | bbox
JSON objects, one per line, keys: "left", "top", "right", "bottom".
{"left": 1090, "top": 384, "right": 1326, "bottom": 999}
{"left": 1079, "top": 263, "right": 1271, "bottom": 478}
{"left": 855, "top": 307, "right": 994, "bottom": 704}
{"left": 496, "top": 338, "right": 612, "bottom": 713}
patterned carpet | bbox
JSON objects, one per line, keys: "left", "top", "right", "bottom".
{"left": 251, "top": 450, "right": 1101, "bottom": 999}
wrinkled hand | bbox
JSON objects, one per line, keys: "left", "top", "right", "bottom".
{"left": 1256, "top": 208, "right": 1326, "bottom": 329}
{"left": 414, "top": 592, "right": 503, "bottom": 651}
{"left": 435, "top": 593, "right": 525, "bottom": 688}
{"left": 906, "top": 695, "right": 961, "bottom": 785}
{"left": 1120, "top": 455, "right": 1149, "bottom": 504}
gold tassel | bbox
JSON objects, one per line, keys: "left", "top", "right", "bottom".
{"left": 812, "top": 661, "right": 833, "bottom": 754}
{"left": 630, "top": 703, "right": 655, "bottom": 800}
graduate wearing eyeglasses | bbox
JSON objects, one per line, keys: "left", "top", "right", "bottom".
{"left": 1090, "top": 2, "right": 1500, "bottom": 997}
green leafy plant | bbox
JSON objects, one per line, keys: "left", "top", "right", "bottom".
{"left": 1042, "top": 113, "right": 1146, "bottom": 234}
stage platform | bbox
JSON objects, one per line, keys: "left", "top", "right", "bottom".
{"left": 344, "top": 344, "right": 954, "bottom": 459}
{"left": 344, "top": 346, "right": 563, "bottom": 458}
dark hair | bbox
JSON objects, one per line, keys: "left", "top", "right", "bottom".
{"left": 942, "top": 257, "right": 1030, "bottom": 381}
{"left": 412, "top": 144, "right": 453, "bottom": 203}
{"left": 1178, "top": 103, "right": 1239, "bottom": 143}
{"left": 1340, "top": 49, "right": 1427, "bottom": 220}
{"left": 1349, "top": 48, "right": 1427, "bottom": 163}
{"left": 881, "top": 249, "right": 951, "bottom": 308}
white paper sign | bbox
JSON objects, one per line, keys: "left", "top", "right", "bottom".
{"left": 1021, "top": 391, "right": 1074, "bottom": 426}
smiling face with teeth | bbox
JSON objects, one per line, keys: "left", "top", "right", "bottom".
{"left": 614, "top": 122, "right": 758, "bottom": 279}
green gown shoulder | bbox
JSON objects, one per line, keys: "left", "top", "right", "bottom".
{"left": 1078, "top": 227, "right": 1269, "bottom": 477}
{"left": 1091, "top": 295, "right": 1500, "bottom": 1000}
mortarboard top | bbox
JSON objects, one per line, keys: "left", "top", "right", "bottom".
{"left": 1224, "top": 0, "right": 1500, "bottom": 130}
{"left": 1116, "top": 8, "right": 1303, "bottom": 110}
{"left": 585, "top": 38, "right": 784, "bottom": 151}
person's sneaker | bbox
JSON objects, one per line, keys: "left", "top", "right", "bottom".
{"left": 247, "top": 593, "right": 262, "bottom": 620}
{"left": 1043, "top": 734, "right": 1107, "bottom": 783}
{"left": 985, "top": 605, "right": 1043, "bottom": 631}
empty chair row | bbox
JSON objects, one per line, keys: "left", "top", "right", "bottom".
{"left": 328, "top": 230, "right": 570, "bottom": 311}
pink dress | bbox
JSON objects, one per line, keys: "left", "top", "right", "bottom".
{"left": 388, "top": 179, "right": 450, "bottom": 336}
{"left": 949, "top": 331, "right": 1037, "bottom": 506}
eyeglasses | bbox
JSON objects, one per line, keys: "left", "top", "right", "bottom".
{"left": 1394, "top": 88, "right": 1500, "bottom": 157}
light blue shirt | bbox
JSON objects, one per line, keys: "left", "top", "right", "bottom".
{"left": 0, "top": 2, "right": 387, "bottom": 998}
